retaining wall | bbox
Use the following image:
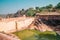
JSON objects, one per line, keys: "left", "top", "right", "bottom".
{"left": 0, "top": 17, "right": 34, "bottom": 33}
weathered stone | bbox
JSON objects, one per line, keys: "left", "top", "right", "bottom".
{"left": 0, "top": 33, "right": 20, "bottom": 40}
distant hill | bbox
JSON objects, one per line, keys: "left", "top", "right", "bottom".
{"left": 0, "top": 14, "right": 7, "bottom": 18}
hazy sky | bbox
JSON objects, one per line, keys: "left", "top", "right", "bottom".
{"left": 0, "top": 0, "right": 60, "bottom": 14}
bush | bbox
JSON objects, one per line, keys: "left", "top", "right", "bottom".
{"left": 26, "top": 10, "right": 35, "bottom": 17}
{"left": 13, "top": 30, "right": 60, "bottom": 40}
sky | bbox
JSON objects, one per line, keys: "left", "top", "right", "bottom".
{"left": 0, "top": 0, "right": 60, "bottom": 14}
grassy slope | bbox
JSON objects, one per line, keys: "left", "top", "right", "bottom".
{"left": 13, "top": 29, "right": 60, "bottom": 40}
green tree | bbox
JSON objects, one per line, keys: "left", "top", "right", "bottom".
{"left": 55, "top": 2, "right": 60, "bottom": 9}
{"left": 35, "top": 7, "right": 40, "bottom": 10}
{"left": 46, "top": 4, "right": 53, "bottom": 12}
{"left": 46, "top": 4, "right": 53, "bottom": 9}
{"left": 35, "top": 7, "right": 40, "bottom": 13}
{"left": 26, "top": 8, "right": 35, "bottom": 17}
{"left": 39, "top": 8, "right": 43, "bottom": 12}
{"left": 21, "top": 9, "right": 25, "bottom": 15}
